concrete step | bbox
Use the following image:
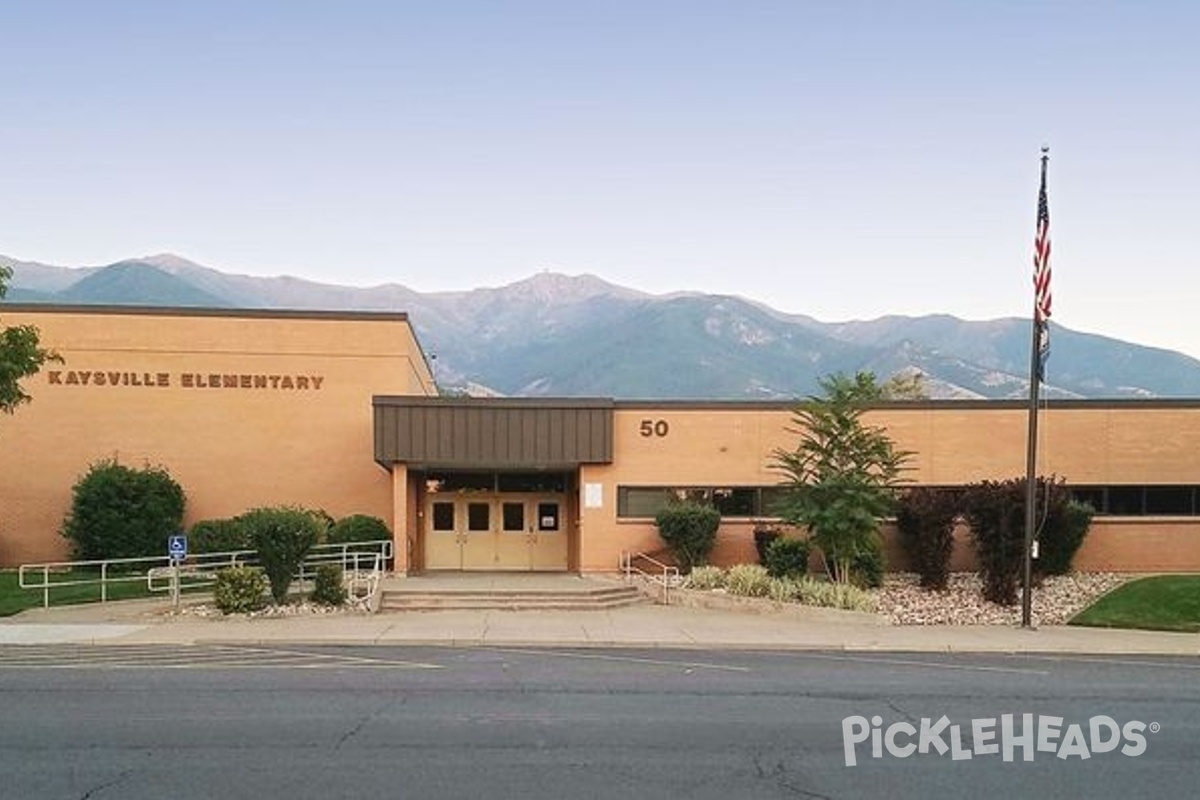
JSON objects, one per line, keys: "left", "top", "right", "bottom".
{"left": 379, "top": 584, "right": 646, "bottom": 612}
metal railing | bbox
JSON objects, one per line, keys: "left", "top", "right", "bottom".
{"left": 295, "top": 543, "right": 390, "bottom": 612}
{"left": 19, "top": 540, "right": 393, "bottom": 610}
{"left": 619, "top": 550, "right": 681, "bottom": 604}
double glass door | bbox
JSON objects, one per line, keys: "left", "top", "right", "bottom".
{"left": 425, "top": 494, "right": 567, "bottom": 571}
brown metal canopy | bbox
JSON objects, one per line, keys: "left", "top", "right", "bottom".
{"left": 373, "top": 396, "right": 614, "bottom": 469}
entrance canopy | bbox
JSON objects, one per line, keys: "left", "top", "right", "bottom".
{"left": 373, "top": 396, "right": 614, "bottom": 469}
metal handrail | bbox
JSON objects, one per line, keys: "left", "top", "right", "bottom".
{"left": 19, "top": 539, "right": 394, "bottom": 609}
{"left": 620, "top": 550, "right": 682, "bottom": 604}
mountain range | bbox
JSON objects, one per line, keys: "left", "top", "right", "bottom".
{"left": 4, "top": 252, "right": 1200, "bottom": 400}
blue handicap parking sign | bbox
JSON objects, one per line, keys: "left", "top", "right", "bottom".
{"left": 168, "top": 534, "right": 187, "bottom": 560}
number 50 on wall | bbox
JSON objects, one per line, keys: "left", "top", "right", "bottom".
{"left": 639, "top": 419, "right": 670, "bottom": 437}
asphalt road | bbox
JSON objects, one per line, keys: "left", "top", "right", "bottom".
{"left": 0, "top": 645, "right": 1197, "bottom": 799}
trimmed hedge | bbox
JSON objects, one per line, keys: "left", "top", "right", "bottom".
{"left": 655, "top": 502, "right": 720, "bottom": 573}
{"left": 189, "top": 518, "right": 250, "bottom": 554}
{"left": 310, "top": 564, "right": 347, "bottom": 607}
{"left": 896, "top": 487, "right": 960, "bottom": 590}
{"left": 763, "top": 536, "right": 811, "bottom": 579}
{"left": 61, "top": 460, "right": 186, "bottom": 561}
{"left": 213, "top": 566, "right": 268, "bottom": 614}
{"left": 962, "top": 480, "right": 1028, "bottom": 605}
{"left": 327, "top": 514, "right": 391, "bottom": 544}
{"left": 1037, "top": 498, "right": 1093, "bottom": 578}
{"left": 753, "top": 526, "right": 782, "bottom": 565}
{"left": 240, "top": 507, "right": 322, "bottom": 604}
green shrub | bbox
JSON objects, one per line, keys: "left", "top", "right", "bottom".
{"left": 962, "top": 480, "right": 1027, "bottom": 605}
{"left": 961, "top": 477, "right": 1091, "bottom": 602}
{"left": 685, "top": 565, "right": 727, "bottom": 590}
{"left": 767, "top": 576, "right": 801, "bottom": 602}
{"left": 725, "top": 564, "right": 771, "bottom": 597}
{"left": 326, "top": 515, "right": 393, "bottom": 571}
{"left": 1036, "top": 498, "right": 1093, "bottom": 577}
{"left": 654, "top": 502, "right": 720, "bottom": 573}
{"left": 310, "top": 563, "right": 347, "bottom": 607}
{"left": 825, "top": 535, "right": 884, "bottom": 589}
{"left": 60, "top": 460, "right": 186, "bottom": 561}
{"left": 327, "top": 514, "right": 392, "bottom": 544}
{"left": 753, "top": 526, "right": 782, "bottom": 564}
{"left": 763, "top": 536, "right": 811, "bottom": 579}
{"left": 239, "top": 506, "right": 322, "bottom": 604}
{"left": 896, "top": 487, "right": 960, "bottom": 590}
{"left": 795, "top": 577, "right": 876, "bottom": 612}
{"left": 213, "top": 566, "right": 268, "bottom": 614}
{"left": 307, "top": 508, "right": 336, "bottom": 543}
{"left": 189, "top": 518, "right": 250, "bottom": 554}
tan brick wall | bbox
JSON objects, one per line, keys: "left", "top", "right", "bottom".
{"left": 577, "top": 405, "right": 1200, "bottom": 574}
{"left": 0, "top": 307, "right": 434, "bottom": 566}
{"left": 6, "top": 309, "right": 1200, "bottom": 575}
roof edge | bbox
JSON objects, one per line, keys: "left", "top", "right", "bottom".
{"left": 0, "top": 302, "right": 409, "bottom": 323}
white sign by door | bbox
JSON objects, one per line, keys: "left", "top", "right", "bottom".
{"left": 584, "top": 483, "right": 603, "bottom": 509}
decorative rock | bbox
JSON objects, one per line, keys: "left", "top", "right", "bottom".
{"left": 872, "top": 572, "right": 1133, "bottom": 626}
{"left": 162, "top": 599, "right": 363, "bottom": 620}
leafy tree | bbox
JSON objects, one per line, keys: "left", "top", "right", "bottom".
{"left": 772, "top": 372, "right": 911, "bottom": 585}
{"left": 1, "top": 265, "right": 60, "bottom": 418}
{"left": 61, "top": 460, "right": 186, "bottom": 561}
{"left": 880, "top": 370, "right": 929, "bottom": 401}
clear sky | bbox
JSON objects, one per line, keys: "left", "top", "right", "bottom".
{"left": 2, "top": 1, "right": 1197, "bottom": 356}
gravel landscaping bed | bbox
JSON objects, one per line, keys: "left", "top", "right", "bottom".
{"left": 873, "top": 572, "right": 1134, "bottom": 626}
{"left": 163, "top": 600, "right": 364, "bottom": 620}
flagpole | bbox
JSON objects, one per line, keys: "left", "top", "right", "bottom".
{"left": 1021, "top": 148, "right": 1050, "bottom": 630}
{"left": 1021, "top": 313, "right": 1042, "bottom": 629}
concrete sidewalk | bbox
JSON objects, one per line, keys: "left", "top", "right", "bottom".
{"left": 3, "top": 596, "right": 1198, "bottom": 655}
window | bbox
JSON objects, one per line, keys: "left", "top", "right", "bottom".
{"left": 1069, "top": 487, "right": 1106, "bottom": 513}
{"left": 467, "top": 502, "right": 490, "bottom": 531}
{"left": 618, "top": 488, "right": 675, "bottom": 517}
{"left": 618, "top": 483, "right": 1200, "bottom": 519}
{"left": 1067, "top": 485, "right": 1200, "bottom": 516}
{"left": 759, "top": 487, "right": 791, "bottom": 517}
{"left": 538, "top": 502, "right": 560, "bottom": 531}
{"left": 502, "top": 502, "right": 525, "bottom": 532}
{"left": 425, "top": 470, "right": 570, "bottom": 493}
{"left": 712, "top": 488, "right": 756, "bottom": 517}
{"left": 1144, "top": 486, "right": 1194, "bottom": 515}
{"left": 617, "top": 486, "right": 786, "bottom": 519}
{"left": 427, "top": 472, "right": 494, "bottom": 492}
{"left": 498, "top": 472, "right": 568, "bottom": 493}
{"left": 431, "top": 502, "right": 455, "bottom": 531}
{"left": 1107, "top": 487, "right": 1143, "bottom": 515}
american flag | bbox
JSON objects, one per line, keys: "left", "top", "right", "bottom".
{"left": 1033, "top": 152, "right": 1051, "bottom": 378}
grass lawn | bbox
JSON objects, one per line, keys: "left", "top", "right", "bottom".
{"left": 0, "top": 569, "right": 197, "bottom": 617}
{"left": 1070, "top": 575, "right": 1200, "bottom": 632}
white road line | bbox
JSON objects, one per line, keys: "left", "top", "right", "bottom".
{"left": 0, "top": 643, "right": 442, "bottom": 670}
{"left": 786, "top": 652, "right": 1051, "bottom": 675}
{"left": 482, "top": 646, "right": 752, "bottom": 673}
{"left": 1018, "top": 654, "right": 1200, "bottom": 670}
{"left": 212, "top": 644, "right": 442, "bottom": 669}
